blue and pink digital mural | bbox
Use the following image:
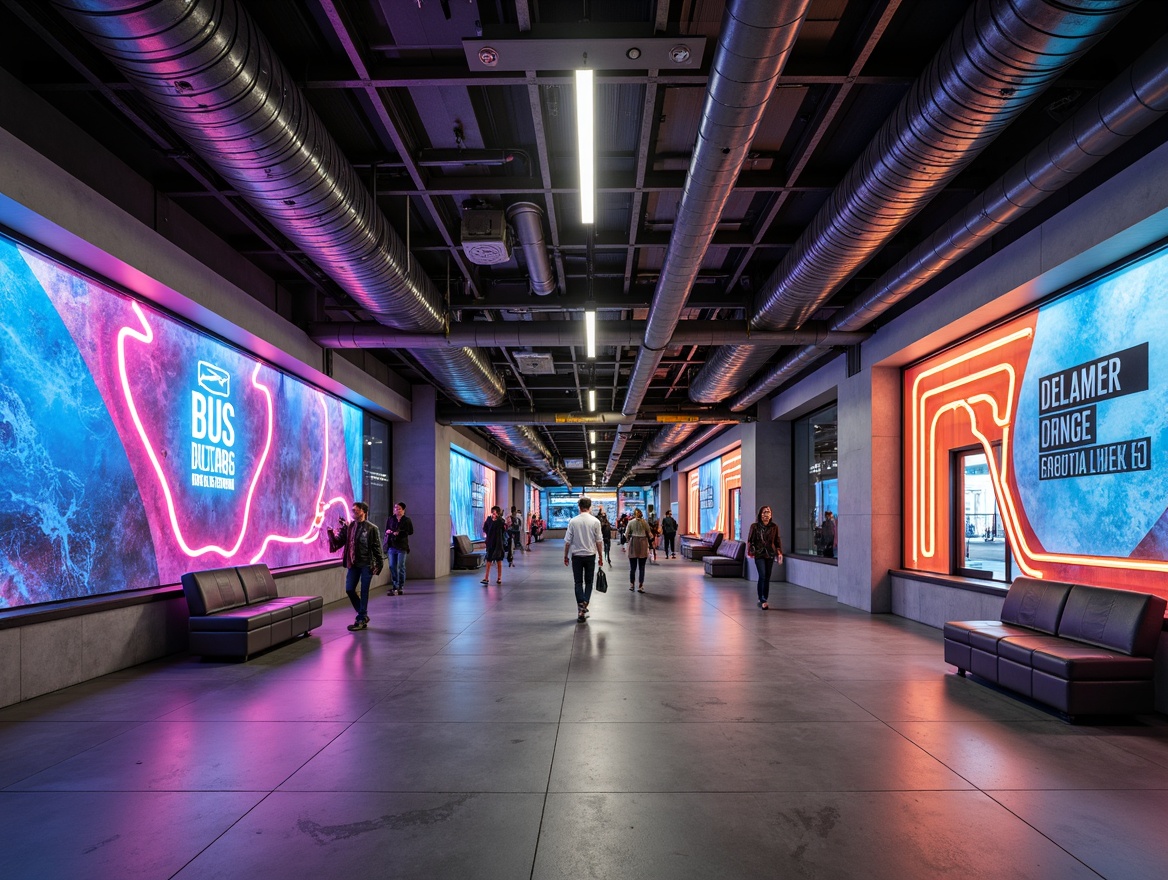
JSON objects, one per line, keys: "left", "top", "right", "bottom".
{"left": 0, "top": 234, "right": 364, "bottom": 609}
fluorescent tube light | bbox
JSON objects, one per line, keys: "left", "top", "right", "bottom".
{"left": 584, "top": 308, "right": 596, "bottom": 358}
{"left": 588, "top": 389, "right": 597, "bottom": 412}
{"left": 575, "top": 68, "right": 595, "bottom": 224}
{"left": 589, "top": 430, "right": 597, "bottom": 445}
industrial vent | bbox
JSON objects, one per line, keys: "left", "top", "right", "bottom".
{"left": 461, "top": 209, "right": 512, "bottom": 265}
{"left": 513, "top": 352, "right": 556, "bottom": 375}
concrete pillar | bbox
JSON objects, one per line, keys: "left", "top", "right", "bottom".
{"left": 740, "top": 421, "right": 788, "bottom": 577}
{"left": 393, "top": 385, "right": 451, "bottom": 579}
{"left": 836, "top": 366, "right": 901, "bottom": 612}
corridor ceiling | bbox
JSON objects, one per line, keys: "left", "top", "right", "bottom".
{"left": 2, "top": 0, "right": 1165, "bottom": 487}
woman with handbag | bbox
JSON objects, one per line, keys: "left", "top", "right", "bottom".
{"left": 624, "top": 508, "right": 652, "bottom": 592}
{"left": 746, "top": 505, "right": 783, "bottom": 609}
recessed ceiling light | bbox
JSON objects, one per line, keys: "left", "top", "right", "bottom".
{"left": 626, "top": 47, "right": 641, "bottom": 60}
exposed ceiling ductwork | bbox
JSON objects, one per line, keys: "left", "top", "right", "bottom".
{"left": 51, "top": 0, "right": 506, "bottom": 407}
{"left": 688, "top": 0, "right": 1138, "bottom": 405}
{"left": 481, "top": 425, "right": 570, "bottom": 488}
{"left": 731, "top": 31, "right": 1168, "bottom": 411}
{"left": 620, "top": 0, "right": 810, "bottom": 419}
{"left": 308, "top": 321, "right": 869, "bottom": 350}
{"left": 507, "top": 202, "right": 557, "bottom": 296}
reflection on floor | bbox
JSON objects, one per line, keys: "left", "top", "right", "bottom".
{"left": 2, "top": 542, "right": 1167, "bottom": 879}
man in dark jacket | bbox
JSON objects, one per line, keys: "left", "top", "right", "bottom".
{"left": 661, "top": 511, "right": 678, "bottom": 558}
{"left": 328, "top": 501, "right": 386, "bottom": 631}
{"left": 384, "top": 501, "right": 414, "bottom": 595}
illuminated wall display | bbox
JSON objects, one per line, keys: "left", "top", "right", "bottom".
{"left": 0, "top": 235, "right": 364, "bottom": 609}
{"left": 903, "top": 244, "right": 1168, "bottom": 596}
{"left": 450, "top": 449, "right": 495, "bottom": 540}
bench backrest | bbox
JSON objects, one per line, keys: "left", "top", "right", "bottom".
{"left": 453, "top": 534, "right": 473, "bottom": 555}
{"left": 708, "top": 532, "right": 723, "bottom": 552}
{"left": 1000, "top": 577, "right": 1073, "bottom": 634}
{"left": 181, "top": 568, "right": 246, "bottom": 616}
{"left": 236, "top": 563, "right": 280, "bottom": 603}
{"left": 717, "top": 540, "right": 745, "bottom": 561}
{"left": 1057, "top": 585, "right": 1166, "bottom": 656}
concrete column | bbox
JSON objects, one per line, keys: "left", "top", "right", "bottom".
{"left": 740, "top": 421, "right": 788, "bottom": 577}
{"left": 393, "top": 385, "right": 451, "bottom": 579}
{"left": 837, "top": 366, "right": 901, "bottom": 612}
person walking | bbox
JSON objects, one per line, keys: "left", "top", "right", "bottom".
{"left": 821, "top": 510, "right": 837, "bottom": 558}
{"left": 506, "top": 506, "right": 524, "bottom": 565}
{"left": 327, "top": 501, "right": 386, "bottom": 631}
{"left": 383, "top": 500, "right": 413, "bottom": 595}
{"left": 617, "top": 513, "right": 629, "bottom": 549}
{"left": 646, "top": 505, "right": 660, "bottom": 564}
{"left": 746, "top": 505, "right": 783, "bottom": 610}
{"left": 625, "top": 508, "right": 652, "bottom": 592}
{"left": 482, "top": 505, "right": 507, "bottom": 586}
{"left": 661, "top": 511, "right": 678, "bottom": 558}
{"left": 597, "top": 508, "right": 613, "bottom": 565}
{"left": 563, "top": 497, "right": 604, "bottom": 622}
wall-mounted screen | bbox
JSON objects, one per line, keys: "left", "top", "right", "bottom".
{"left": 0, "top": 235, "right": 364, "bottom": 609}
{"left": 450, "top": 449, "right": 495, "bottom": 540}
{"left": 904, "top": 244, "right": 1168, "bottom": 595}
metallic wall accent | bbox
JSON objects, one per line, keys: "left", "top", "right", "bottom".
{"left": 53, "top": 0, "right": 506, "bottom": 407}
{"left": 730, "top": 32, "right": 1168, "bottom": 411}
{"left": 690, "top": 0, "right": 1137, "bottom": 404}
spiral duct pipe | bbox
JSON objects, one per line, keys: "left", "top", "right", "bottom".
{"left": 730, "top": 32, "right": 1168, "bottom": 411}
{"left": 506, "top": 203, "right": 557, "bottom": 296}
{"left": 53, "top": 0, "right": 505, "bottom": 406}
{"left": 620, "top": 0, "right": 810, "bottom": 417}
{"left": 481, "top": 425, "right": 570, "bottom": 487}
{"left": 690, "top": 0, "right": 1137, "bottom": 404}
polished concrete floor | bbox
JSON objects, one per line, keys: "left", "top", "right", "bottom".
{"left": 2, "top": 543, "right": 1168, "bottom": 879}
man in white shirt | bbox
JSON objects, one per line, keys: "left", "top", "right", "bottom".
{"left": 563, "top": 497, "right": 604, "bottom": 623}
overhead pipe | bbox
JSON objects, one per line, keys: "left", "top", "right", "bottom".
{"left": 507, "top": 202, "right": 557, "bottom": 295}
{"left": 654, "top": 426, "right": 726, "bottom": 472}
{"left": 52, "top": 0, "right": 505, "bottom": 407}
{"left": 730, "top": 32, "right": 1168, "bottom": 411}
{"left": 601, "top": 423, "right": 633, "bottom": 485}
{"left": 621, "top": 0, "right": 811, "bottom": 417}
{"left": 308, "top": 321, "right": 870, "bottom": 349}
{"left": 690, "top": 0, "right": 1138, "bottom": 404}
{"left": 627, "top": 423, "right": 703, "bottom": 473}
{"left": 441, "top": 411, "right": 750, "bottom": 426}
{"left": 481, "top": 425, "right": 570, "bottom": 488}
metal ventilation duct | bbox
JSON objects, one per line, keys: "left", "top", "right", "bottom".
{"left": 730, "top": 32, "right": 1168, "bottom": 411}
{"left": 507, "top": 202, "right": 557, "bottom": 295}
{"left": 482, "top": 425, "right": 570, "bottom": 487}
{"left": 52, "top": 0, "right": 505, "bottom": 407}
{"left": 620, "top": 0, "right": 811, "bottom": 417}
{"left": 689, "top": 0, "right": 1137, "bottom": 404}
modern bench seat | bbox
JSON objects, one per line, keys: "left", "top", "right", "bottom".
{"left": 181, "top": 563, "right": 323, "bottom": 660}
{"left": 704, "top": 539, "right": 746, "bottom": 577}
{"left": 945, "top": 576, "right": 1165, "bottom": 719}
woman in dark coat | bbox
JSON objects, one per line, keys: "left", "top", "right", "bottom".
{"left": 482, "top": 505, "right": 507, "bottom": 586}
{"left": 746, "top": 505, "right": 783, "bottom": 609}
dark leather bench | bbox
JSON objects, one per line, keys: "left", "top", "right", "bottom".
{"left": 679, "top": 530, "right": 716, "bottom": 557}
{"left": 452, "top": 534, "right": 486, "bottom": 570}
{"left": 683, "top": 531, "right": 723, "bottom": 561}
{"left": 181, "top": 564, "right": 324, "bottom": 660}
{"left": 945, "top": 577, "right": 1165, "bottom": 718}
{"left": 704, "top": 539, "right": 745, "bottom": 577}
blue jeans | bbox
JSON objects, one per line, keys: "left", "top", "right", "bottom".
{"left": 754, "top": 556, "right": 774, "bottom": 603}
{"left": 571, "top": 554, "right": 596, "bottom": 606}
{"left": 388, "top": 548, "right": 408, "bottom": 589}
{"left": 346, "top": 565, "right": 373, "bottom": 620}
{"left": 629, "top": 556, "right": 646, "bottom": 586}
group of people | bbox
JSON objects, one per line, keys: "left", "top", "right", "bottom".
{"left": 326, "top": 500, "right": 414, "bottom": 631}
{"left": 328, "top": 495, "right": 800, "bottom": 630}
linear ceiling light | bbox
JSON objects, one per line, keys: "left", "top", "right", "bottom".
{"left": 575, "top": 68, "right": 595, "bottom": 225}
{"left": 588, "top": 388, "right": 597, "bottom": 412}
{"left": 589, "top": 430, "right": 597, "bottom": 445}
{"left": 584, "top": 307, "right": 596, "bottom": 358}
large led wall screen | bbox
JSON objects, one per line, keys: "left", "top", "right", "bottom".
{"left": 450, "top": 449, "right": 495, "bottom": 540}
{"left": 0, "top": 235, "right": 364, "bottom": 609}
{"left": 903, "top": 245, "right": 1168, "bottom": 596}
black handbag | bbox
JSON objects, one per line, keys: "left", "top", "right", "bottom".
{"left": 594, "top": 566, "right": 608, "bottom": 593}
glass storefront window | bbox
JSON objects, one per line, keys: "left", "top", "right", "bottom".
{"left": 363, "top": 414, "right": 391, "bottom": 530}
{"left": 793, "top": 403, "right": 838, "bottom": 557}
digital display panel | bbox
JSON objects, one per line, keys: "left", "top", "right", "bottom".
{"left": 450, "top": 449, "right": 495, "bottom": 540}
{"left": 904, "top": 244, "right": 1168, "bottom": 595}
{"left": 698, "top": 457, "right": 723, "bottom": 534}
{"left": 0, "top": 235, "right": 364, "bottom": 609}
